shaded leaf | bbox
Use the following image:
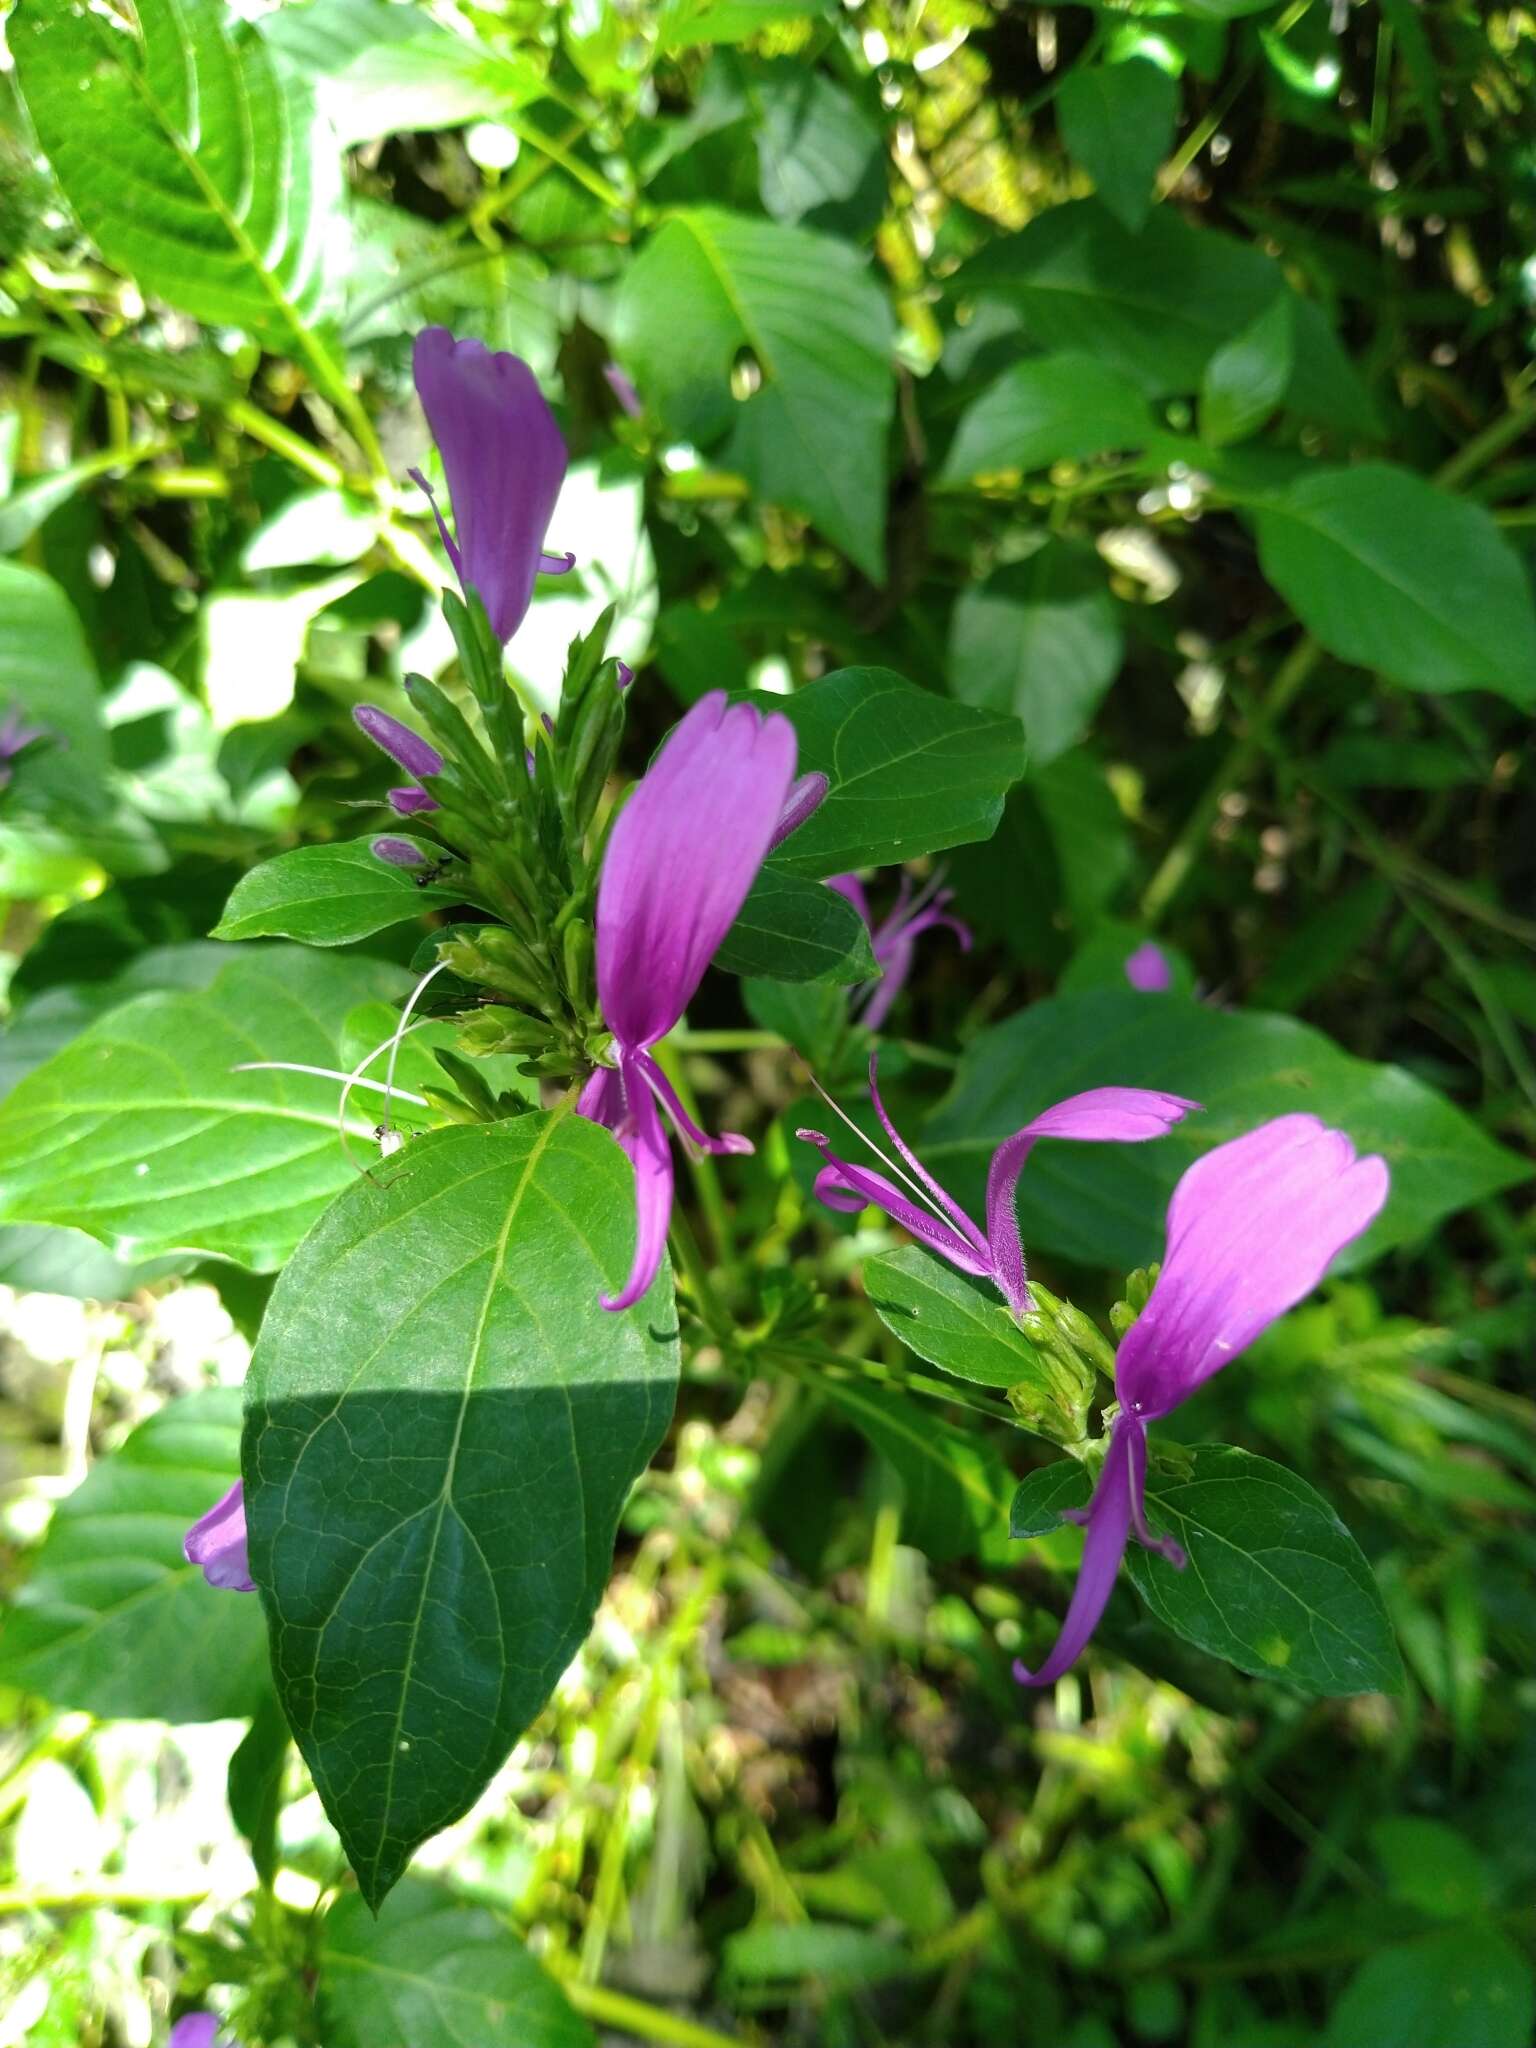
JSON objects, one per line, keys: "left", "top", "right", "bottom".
{"left": 1055, "top": 58, "right": 1178, "bottom": 232}
{"left": 212, "top": 841, "right": 469, "bottom": 946}
{"left": 716, "top": 865, "right": 878, "bottom": 984}
{"left": 948, "top": 544, "right": 1122, "bottom": 765}
{"left": 1200, "top": 291, "right": 1295, "bottom": 445}
{"left": 1326, "top": 1924, "right": 1534, "bottom": 2048}
{"left": 940, "top": 354, "right": 1153, "bottom": 485}
{"left": 818, "top": 1378, "right": 1010, "bottom": 1561}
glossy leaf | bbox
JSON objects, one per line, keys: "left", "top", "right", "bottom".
{"left": 759, "top": 667, "right": 1027, "bottom": 878}
{"left": 0, "top": 948, "right": 408, "bottom": 1270}
{"left": 923, "top": 989, "right": 1528, "bottom": 1272}
{"left": 212, "top": 840, "right": 469, "bottom": 946}
{"left": 940, "top": 354, "right": 1153, "bottom": 485}
{"left": 716, "top": 866, "right": 878, "bottom": 984}
{"left": 1013, "top": 1444, "right": 1403, "bottom": 1694}
{"left": 244, "top": 1114, "right": 679, "bottom": 1908}
{"left": 865, "top": 1246, "right": 1044, "bottom": 1391}
{"left": 12, "top": 0, "right": 338, "bottom": 341}
{"left": 1249, "top": 464, "right": 1536, "bottom": 704}
{"left": 0, "top": 1388, "right": 268, "bottom": 1721}
{"left": 1055, "top": 58, "right": 1178, "bottom": 232}
{"left": 1199, "top": 291, "right": 1295, "bottom": 445}
{"left": 960, "top": 201, "right": 1376, "bottom": 434}
{"left": 614, "top": 208, "right": 894, "bottom": 576}
{"left": 321, "top": 1882, "right": 594, "bottom": 2048}
{"left": 948, "top": 543, "right": 1122, "bottom": 765}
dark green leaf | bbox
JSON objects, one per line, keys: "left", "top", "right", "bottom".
{"left": 1055, "top": 59, "right": 1178, "bottom": 233}
{"left": 716, "top": 865, "right": 877, "bottom": 984}
{"left": 1370, "top": 1817, "right": 1493, "bottom": 1921}
{"left": 0, "top": 948, "right": 409, "bottom": 1270}
{"left": 1009, "top": 1458, "right": 1091, "bottom": 1540}
{"left": 959, "top": 201, "right": 1376, "bottom": 435}
{"left": 614, "top": 208, "right": 894, "bottom": 576}
{"left": 1326, "top": 1924, "right": 1534, "bottom": 2048}
{"left": 1199, "top": 291, "right": 1295, "bottom": 445}
{"left": 948, "top": 544, "right": 1123, "bottom": 765}
{"left": 923, "top": 989, "right": 1529, "bottom": 1273}
{"left": 760, "top": 667, "right": 1027, "bottom": 878}
{"left": 940, "top": 354, "right": 1153, "bottom": 485}
{"left": 818, "top": 1378, "right": 1010, "bottom": 1561}
{"left": 227, "top": 1691, "right": 289, "bottom": 1887}
{"left": 321, "top": 1882, "right": 594, "bottom": 2047}
{"left": 211, "top": 841, "right": 468, "bottom": 946}
{"left": 1122, "top": 1446, "right": 1403, "bottom": 1695}
{"left": 12, "top": 0, "right": 338, "bottom": 340}
{"left": 0, "top": 1389, "right": 268, "bottom": 1721}
{"left": 245, "top": 1114, "right": 679, "bottom": 1908}
{"left": 1249, "top": 465, "right": 1536, "bottom": 704}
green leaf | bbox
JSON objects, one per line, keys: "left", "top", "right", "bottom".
{"left": 1326, "top": 1925, "right": 1534, "bottom": 2048}
{"left": 940, "top": 354, "right": 1153, "bottom": 485}
{"left": 321, "top": 1882, "right": 594, "bottom": 2048}
{"left": 245, "top": 1114, "right": 679, "bottom": 1909}
{"left": 1123, "top": 1447, "right": 1403, "bottom": 1695}
{"left": 1013, "top": 1445, "right": 1403, "bottom": 1695}
{"left": 923, "top": 989, "right": 1529, "bottom": 1273}
{"left": 261, "top": 0, "right": 545, "bottom": 150}
{"left": 716, "top": 866, "right": 878, "bottom": 984}
{"left": 1248, "top": 465, "right": 1536, "bottom": 705}
{"left": 0, "top": 561, "right": 110, "bottom": 806}
{"left": 760, "top": 667, "right": 1027, "bottom": 878}
{"left": 0, "top": 948, "right": 409, "bottom": 1270}
{"left": 1199, "top": 291, "right": 1295, "bottom": 445}
{"left": 1055, "top": 58, "right": 1179, "bottom": 233}
{"left": 818, "top": 1378, "right": 1010, "bottom": 1562}
{"left": 754, "top": 63, "right": 884, "bottom": 233}
{"left": 865, "top": 1247, "right": 1044, "bottom": 1391}
{"left": 0, "top": 1389, "right": 268, "bottom": 1721}
{"left": 656, "top": 0, "right": 825, "bottom": 54}
{"left": 12, "top": 0, "right": 338, "bottom": 341}
{"left": 959, "top": 201, "right": 1376, "bottom": 435}
{"left": 212, "top": 841, "right": 469, "bottom": 947}
{"left": 228, "top": 1691, "right": 289, "bottom": 1887}
{"left": 614, "top": 208, "right": 895, "bottom": 577}
{"left": 948, "top": 544, "right": 1123, "bottom": 765}
{"left": 1369, "top": 1817, "right": 1494, "bottom": 1921}
{"left": 0, "top": 1223, "right": 191, "bottom": 1298}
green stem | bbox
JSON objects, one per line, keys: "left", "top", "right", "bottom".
{"left": 1433, "top": 395, "right": 1536, "bottom": 492}
{"left": 1140, "top": 636, "right": 1321, "bottom": 927}
{"left": 226, "top": 398, "right": 347, "bottom": 491}
{"left": 562, "top": 1981, "right": 749, "bottom": 2048}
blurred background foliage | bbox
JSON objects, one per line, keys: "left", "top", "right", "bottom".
{"left": 0, "top": 0, "right": 1534, "bottom": 2044}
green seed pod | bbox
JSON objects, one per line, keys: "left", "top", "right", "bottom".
{"left": 561, "top": 917, "right": 595, "bottom": 1014}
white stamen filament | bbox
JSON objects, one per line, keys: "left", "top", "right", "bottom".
{"left": 231, "top": 1061, "right": 429, "bottom": 1113}
{"left": 806, "top": 1071, "right": 960, "bottom": 1237}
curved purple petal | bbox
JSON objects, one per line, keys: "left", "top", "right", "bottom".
{"left": 1116, "top": 1114, "right": 1389, "bottom": 1420}
{"left": 388, "top": 784, "right": 439, "bottom": 816}
{"left": 867, "top": 1052, "right": 989, "bottom": 1258}
{"left": 595, "top": 692, "right": 797, "bottom": 1051}
{"left": 769, "top": 771, "right": 829, "bottom": 852}
{"left": 798, "top": 1132, "right": 992, "bottom": 1277}
{"left": 184, "top": 1482, "right": 255, "bottom": 1594}
{"left": 985, "top": 1089, "right": 1200, "bottom": 1318}
{"left": 169, "top": 2016, "right": 226, "bottom": 2048}
{"left": 1014, "top": 1417, "right": 1141, "bottom": 1688}
{"left": 859, "top": 933, "right": 912, "bottom": 1031}
{"left": 633, "top": 1048, "right": 752, "bottom": 1158}
{"left": 413, "top": 327, "right": 569, "bottom": 645}
{"left": 354, "top": 704, "right": 443, "bottom": 781}
{"left": 1125, "top": 941, "right": 1172, "bottom": 992}
{"left": 580, "top": 1059, "right": 676, "bottom": 1313}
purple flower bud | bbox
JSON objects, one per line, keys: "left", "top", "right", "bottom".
{"left": 170, "top": 2015, "right": 238, "bottom": 2048}
{"left": 604, "top": 362, "right": 644, "bottom": 418}
{"left": 0, "top": 700, "right": 54, "bottom": 791}
{"left": 354, "top": 705, "right": 444, "bottom": 781}
{"left": 1125, "top": 941, "right": 1172, "bottom": 992}
{"left": 183, "top": 1483, "right": 254, "bottom": 1594}
{"left": 615, "top": 659, "right": 634, "bottom": 692}
{"left": 412, "top": 327, "right": 573, "bottom": 645}
{"left": 372, "top": 836, "right": 429, "bottom": 868}
{"left": 389, "top": 784, "right": 439, "bottom": 815}
{"left": 768, "top": 771, "right": 829, "bottom": 851}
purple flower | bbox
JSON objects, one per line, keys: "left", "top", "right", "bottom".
{"left": 183, "top": 1483, "right": 255, "bottom": 1594}
{"left": 829, "top": 870, "right": 973, "bottom": 1030}
{"left": 1014, "top": 1114, "right": 1390, "bottom": 1688}
{"left": 354, "top": 704, "right": 443, "bottom": 815}
{"left": 0, "top": 701, "right": 51, "bottom": 791}
{"left": 1125, "top": 942, "right": 1172, "bottom": 993}
{"left": 800, "top": 1056, "right": 1197, "bottom": 1318}
{"left": 769, "top": 772, "right": 828, "bottom": 851}
{"left": 411, "top": 327, "right": 575, "bottom": 645}
{"left": 170, "top": 2015, "right": 237, "bottom": 2048}
{"left": 371, "top": 836, "right": 429, "bottom": 869}
{"left": 581, "top": 692, "right": 799, "bottom": 1311}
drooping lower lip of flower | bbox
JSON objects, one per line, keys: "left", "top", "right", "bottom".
{"left": 582, "top": 691, "right": 799, "bottom": 1309}
{"left": 411, "top": 326, "right": 574, "bottom": 645}
{"left": 801, "top": 1054, "right": 1198, "bottom": 1319}
{"left": 183, "top": 1481, "right": 255, "bottom": 1593}
{"left": 828, "top": 867, "right": 973, "bottom": 1029}
{"left": 1013, "top": 1113, "right": 1390, "bottom": 1687}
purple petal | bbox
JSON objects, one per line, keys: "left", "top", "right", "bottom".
{"left": 354, "top": 705, "right": 444, "bottom": 781}
{"left": 633, "top": 1049, "right": 752, "bottom": 1158}
{"left": 1116, "top": 1114, "right": 1390, "bottom": 1420}
{"left": 605, "top": 362, "right": 644, "bottom": 417}
{"left": 798, "top": 1131, "right": 992, "bottom": 1278}
{"left": 1014, "top": 1417, "right": 1140, "bottom": 1688}
{"left": 768, "top": 771, "right": 829, "bottom": 852}
{"left": 183, "top": 1482, "right": 255, "bottom": 1594}
{"left": 413, "top": 327, "right": 569, "bottom": 645}
{"left": 859, "top": 932, "right": 912, "bottom": 1031}
{"left": 580, "top": 1059, "right": 675, "bottom": 1312}
{"left": 866, "top": 1052, "right": 989, "bottom": 1258}
{"left": 1125, "top": 942, "right": 1172, "bottom": 992}
{"left": 539, "top": 549, "right": 577, "bottom": 575}
{"left": 985, "top": 1089, "right": 1200, "bottom": 1318}
{"left": 372, "top": 836, "right": 429, "bottom": 868}
{"left": 595, "top": 692, "right": 797, "bottom": 1051}
{"left": 388, "top": 784, "right": 439, "bottom": 815}
{"left": 169, "top": 2017, "right": 226, "bottom": 2048}
{"left": 615, "top": 660, "right": 635, "bottom": 692}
